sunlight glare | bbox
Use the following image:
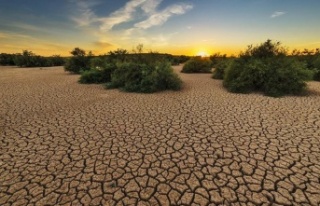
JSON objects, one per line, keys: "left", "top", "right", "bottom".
{"left": 196, "top": 51, "right": 209, "bottom": 57}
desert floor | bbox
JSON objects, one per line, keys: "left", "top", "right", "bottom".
{"left": 1, "top": 65, "right": 320, "bottom": 206}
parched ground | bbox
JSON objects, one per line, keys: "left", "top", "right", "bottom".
{"left": 0, "top": 65, "right": 320, "bottom": 206}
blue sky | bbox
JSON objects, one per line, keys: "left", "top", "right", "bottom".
{"left": 0, "top": 0, "right": 320, "bottom": 56}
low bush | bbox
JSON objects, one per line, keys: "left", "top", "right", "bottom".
{"left": 79, "top": 63, "right": 117, "bottom": 84}
{"left": 210, "top": 53, "right": 227, "bottom": 67}
{"left": 107, "top": 61, "right": 182, "bottom": 93}
{"left": 171, "top": 55, "right": 190, "bottom": 65}
{"left": 77, "top": 46, "right": 183, "bottom": 92}
{"left": 262, "top": 59, "right": 313, "bottom": 96}
{"left": 181, "top": 57, "right": 212, "bottom": 73}
{"left": 90, "top": 57, "right": 108, "bottom": 69}
{"left": 79, "top": 69, "right": 102, "bottom": 84}
{"left": 47, "top": 55, "right": 65, "bottom": 66}
{"left": 212, "top": 59, "right": 233, "bottom": 80}
{"left": 223, "top": 40, "right": 312, "bottom": 97}
{"left": 223, "top": 58, "right": 266, "bottom": 93}
{"left": 312, "top": 55, "right": 320, "bottom": 81}
{"left": 313, "top": 69, "right": 320, "bottom": 81}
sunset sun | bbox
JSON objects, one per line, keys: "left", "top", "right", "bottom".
{"left": 196, "top": 51, "right": 209, "bottom": 57}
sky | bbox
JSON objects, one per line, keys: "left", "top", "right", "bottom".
{"left": 0, "top": 0, "right": 320, "bottom": 56}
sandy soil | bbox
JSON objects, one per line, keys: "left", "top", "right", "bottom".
{"left": 1, "top": 65, "right": 320, "bottom": 205}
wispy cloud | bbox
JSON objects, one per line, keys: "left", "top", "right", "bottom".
{"left": 98, "top": 0, "right": 146, "bottom": 31}
{"left": 70, "top": 0, "right": 192, "bottom": 51}
{"left": 71, "top": 0, "right": 98, "bottom": 26}
{"left": 134, "top": 3, "right": 193, "bottom": 29}
{"left": 141, "top": 0, "right": 162, "bottom": 14}
{"left": 0, "top": 31, "right": 71, "bottom": 55}
{"left": 1, "top": 22, "right": 50, "bottom": 34}
{"left": 93, "top": 41, "right": 113, "bottom": 48}
{"left": 0, "top": 31, "right": 36, "bottom": 40}
{"left": 72, "top": 0, "right": 193, "bottom": 31}
{"left": 271, "top": 11, "right": 286, "bottom": 18}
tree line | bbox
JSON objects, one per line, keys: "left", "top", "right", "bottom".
{"left": 0, "top": 50, "right": 65, "bottom": 67}
{"left": 0, "top": 49, "right": 189, "bottom": 68}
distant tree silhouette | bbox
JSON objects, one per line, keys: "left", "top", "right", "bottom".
{"left": 64, "top": 47, "right": 90, "bottom": 73}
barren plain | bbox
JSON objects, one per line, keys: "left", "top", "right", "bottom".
{"left": 1, "top": 66, "right": 320, "bottom": 205}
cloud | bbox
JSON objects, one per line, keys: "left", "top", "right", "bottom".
{"left": 141, "top": 0, "right": 162, "bottom": 14}
{"left": 71, "top": 0, "right": 98, "bottom": 26}
{"left": 271, "top": 11, "right": 286, "bottom": 18}
{"left": 0, "top": 31, "right": 36, "bottom": 40}
{"left": 93, "top": 41, "right": 113, "bottom": 48}
{"left": 98, "top": 0, "right": 147, "bottom": 31}
{"left": 14, "top": 23, "right": 42, "bottom": 32}
{"left": 72, "top": 0, "right": 193, "bottom": 31}
{"left": 135, "top": 3, "right": 193, "bottom": 29}
{"left": 3, "top": 22, "right": 50, "bottom": 33}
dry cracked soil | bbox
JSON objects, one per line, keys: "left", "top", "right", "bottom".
{"left": 0, "top": 65, "right": 320, "bottom": 206}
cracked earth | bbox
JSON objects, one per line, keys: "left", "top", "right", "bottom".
{"left": 1, "top": 65, "right": 320, "bottom": 206}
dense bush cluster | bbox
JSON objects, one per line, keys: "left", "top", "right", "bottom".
{"left": 107, "top": 61, "right": 181, "bottom": 93}
{"left": 71, "top": 47, "right": 182, "bottom": 93}
{"left": 223, "top": 40, "right": 313, "bottom": 97}
{"left": 181, "top": 57, "right": 212, "bottom": 73}
{"left": 0, "top": 51, "right": 65, "bottom": 67}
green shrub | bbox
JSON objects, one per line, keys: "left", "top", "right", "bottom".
{"left": 14, "top": 50, "right": 50, "bottom": 67}
{"left": 47, "top": 55, "right": 65, "bottom": 66}
{"left": 212, "top": 59, "right": 233, "bottom": 80}
{"left": 79, "top": 69, "right": 102, "bottom": 84}
{"left": 223, "top": 40, "right": 312, "bottom": 97}
{"left": 181, "top": 57, "right": 212, "bottom": 73}
{"left": 79, "top": 63, "right": 117, "bottom": 84}
{"left": 262, "top": 58, "right": 312, "bottom": 97}
{"left": 242, "top": 39, "right": 287, "bottom": 58}
{"left": 171, "top": 55, "right": 190, "bottom": 65}
{"left": 210, "top": 53, "right": 227, "bottom": 67}
{"left": 147, "top": 62, "right": 182, "bottom": 91}
{"left": 90, "top": 57, "right": 108, "bottom": 69}
{"left": 313, "top": 70, "right": 320, "bottom": 81}
{"left": 313, "top": 55, "right": 320, "bottom": 81}
{"left": 107, "top": 61, "right": 182, "bottom": 93}
{"left": 100, "top": 64, "right": 117, "bottom": 83}
{"left": 223, "top": 58, "right": 266, "bottom": 93}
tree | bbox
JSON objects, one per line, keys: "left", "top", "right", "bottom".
{"left": 64, "top": 47, "right": 90, "bottom": 73}
{"left": 71, "top": 47, "right": 86, "bottom": 56}
{"left": 14, "top": 50, "right": 36, "bottom": 67}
